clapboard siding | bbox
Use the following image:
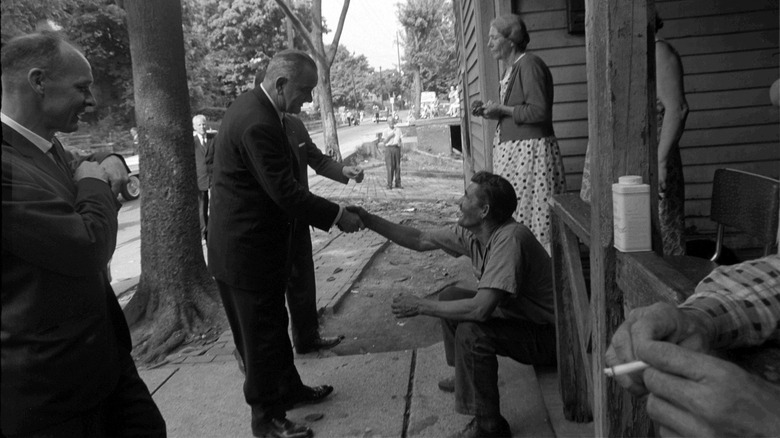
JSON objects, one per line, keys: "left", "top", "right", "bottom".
{"left": 683, "top": 124, "right": 779, "bottom": 147}
{"left": 657, "top": 0, "right": 775, "bottom": 21}
{"left": 684, "top": 48, "right": 779, "bottom": 75}
{"left": 454, "top": 0, "right": 779, "bottom": 250}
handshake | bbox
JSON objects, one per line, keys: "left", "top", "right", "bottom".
{"left": 336, "top": 205, "right": 370, "bottom": 233}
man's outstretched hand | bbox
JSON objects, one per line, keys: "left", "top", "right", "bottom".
{"left": 343, "top": 166, "right": 364, "bottom": 183}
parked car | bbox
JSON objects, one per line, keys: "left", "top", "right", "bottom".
{"left": 121, "top": 154, "right": 140, "bottom": 201}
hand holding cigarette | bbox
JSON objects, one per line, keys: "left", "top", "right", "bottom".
{"left": 605, "top": 302, "right": 711, "bottom": 396}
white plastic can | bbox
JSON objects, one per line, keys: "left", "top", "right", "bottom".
{"left": 612, "top": 175, "right": 651, "bottom": 252}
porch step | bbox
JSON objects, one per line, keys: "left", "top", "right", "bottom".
{"left": 535, "top": 366, "right": 594, "bottom": 438}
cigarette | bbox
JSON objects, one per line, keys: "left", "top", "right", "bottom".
{"left": 604, "top": 360, "right": 649, "bottom": 377}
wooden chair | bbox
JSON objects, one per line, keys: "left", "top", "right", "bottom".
{"left": 672, "top": 168, "right": 780, "bottom": 284}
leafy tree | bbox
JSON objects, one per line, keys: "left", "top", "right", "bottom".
{"left": 1, "top": 0, "right": 135, "bottom": 127}
{"left": 329, "top": 44, "right": 373, "bottom": 108}
{"left": 397, "top": 0, "right": 458, "bottom": 118}
{"left": 123, "top": 0, "right": 224, "bottom": 363}
{"left": 0, "top": 0, "right": 72, "bottom": 43}
{"left": 273, "top": 0, "right": 350, "bottom": 161}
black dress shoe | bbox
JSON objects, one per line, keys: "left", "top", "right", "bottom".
{"left": 287, "top": 384, "right": 334, "bottom": 408}
{"left": 252, "top": 417, "right": 312, "bottom": 438}
{"left": 296, "top": 335, "right": 343, "bottom": 354}
{"left": 448, "top": 416, "right": 511, "bottom": 438}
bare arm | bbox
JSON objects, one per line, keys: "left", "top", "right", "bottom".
{"left": 656, "top": 41, "right": 689, "bottom": 192}
{"left": 392, "top": 288, "right": 506, "bottom": 322}
{"left": 350, "top": 206, "right": 440, "bottom": 252}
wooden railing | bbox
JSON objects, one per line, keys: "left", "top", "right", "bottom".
{"left": 550, "top": 193, "right": 780, "bottom": 436}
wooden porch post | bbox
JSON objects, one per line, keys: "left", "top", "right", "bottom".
{"left": 585, "top": 0, "right": 658, "bottom": 436}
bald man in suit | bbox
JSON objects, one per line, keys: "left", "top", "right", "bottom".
{"left": 1, "top": 31, "right": 165, "bottom": 437}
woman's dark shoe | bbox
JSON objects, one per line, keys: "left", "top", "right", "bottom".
{"left": 296, "top": 335, "right": 343, "bottom": 354}
{"left": 287, "top": 384, "right": 334, "bottom": 408}
{"left": 252, "top": 417, "right": 313, "bottom": 438}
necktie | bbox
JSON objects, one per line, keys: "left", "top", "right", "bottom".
{"left": 48, "top": 142, "right": 71, "bottom": 178}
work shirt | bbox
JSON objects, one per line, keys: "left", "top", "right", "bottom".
{"left": 428, "top": 220, "right": 555, "bottom": 325}
{"left": 381, "top": 126, "right": 402, "bottom": 146}
{"left": 680, "top": 254, "right": 780, "bottom": 350}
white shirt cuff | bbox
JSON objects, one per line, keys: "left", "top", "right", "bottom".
{"left": 331, "top": 204, "right": 345, "bottom": 229}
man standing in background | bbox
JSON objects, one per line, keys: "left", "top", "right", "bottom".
{"left": 380, "top": 117, "right": 402, "bottom": 189}
{"left": 284, "top": 113, "right": 364, "bottom": 354}
{"left": 192, "top": 114, "right": 214, "bottom": 242}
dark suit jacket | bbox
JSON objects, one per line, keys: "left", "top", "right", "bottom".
{"left": 208, "top": 88, "right": 341, "bottom": 290}
{"left": 1, "top": 123, "right": 131, "bottom": 434}
{"left": 193, "top": 132, "right": 214, "bottom": 191}
{"left": 283, "top": 114, "right": 348, "bottom": 189}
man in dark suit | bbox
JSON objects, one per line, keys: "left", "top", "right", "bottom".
{"left": 1, "top": 31, "right": 165, "bottom": 437}
{"left": 283, "top": 114, "right": 364, "bottom": 354}
{"left": 208, "top": 50, "right": 363, "bottom": 438}
{"left": 192, "top": 114, "right": 214, "bottom": 241}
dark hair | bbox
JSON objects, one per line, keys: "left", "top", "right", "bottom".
{"left": 655, "top": 14, "right": 664, "bottom": 31}
{"left": 265, "top": 49, "right": 317, "bottom": 85}
{"left": 1, "top": 31, "right": 71, "bottom": 84}
{"left": 470, "top": 171, "right": 517, "bottom": 223}
{"left": 490, "top": 14, "right": 530, "bottom": 52}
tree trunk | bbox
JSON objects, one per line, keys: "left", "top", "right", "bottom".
{"left": 316, "top": 59, "right": 341, "bottom": 161}
{"left": 412, "top": 66, "right": 422, "bottom": 119}
{"left": 124, "top": 0, "right": 224, "bottom": 364}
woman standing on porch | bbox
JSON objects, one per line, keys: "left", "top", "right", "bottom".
{"left": 475, "top": 14, "right": 566, "bottom": 255}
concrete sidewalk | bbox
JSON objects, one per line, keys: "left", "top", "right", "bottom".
{"left": 140, "top": 341, "right": 555, "bottom": 438}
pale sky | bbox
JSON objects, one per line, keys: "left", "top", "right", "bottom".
{"left": 320, "top": 0, "right": 403, "bottom": 72}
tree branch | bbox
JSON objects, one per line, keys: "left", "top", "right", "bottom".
{"left": 272, "top": 0, "right": 320, "bottom": 61}
{"left": 327, "top": 0, "right": 351, "bottom": 66}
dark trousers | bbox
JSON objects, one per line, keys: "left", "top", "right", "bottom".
{"left": 216, "top": 279, "right": 304, "bottom": 424}
{"left": 198, "top": 190, "right": 209, "bottom": 240}
{"left": 8, "top": 350, "right": 166, "bottom": 438}
{"left": 384, "top": 145, "right": 401, "bottom": 187}
{"left": 286, "top": 223, "right": 319, "bottom": 349}
{"left": 440, "top": 287, "right": 557, "bottom": 418}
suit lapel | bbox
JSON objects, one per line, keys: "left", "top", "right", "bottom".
{"left": 251, "top": 88, "right": 301, "bottom": 181}
{"left": 2, "top": 123, "right": 76, "bottom": 193}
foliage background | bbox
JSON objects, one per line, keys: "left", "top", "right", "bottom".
{"left": 1, "top": 0, "right": 458, "bottom": 133}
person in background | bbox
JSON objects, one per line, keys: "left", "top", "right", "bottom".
{"left": 192, "top": 114, "right": 214, "bottom": 242}
{"left": 379, "top": 117, "right": 403, "bottom": 190}
{"left": 472, "top": 14, "right": 566, "bottom": 255}
{"left": 2, "top": 31, "right": 165, "bottom": 437}
{"left": 349, "top": 172, "right": 557, "bottom": 438}
{"left": 581, "top": 14, "right": 688, "bottom": 256}
{"left": 208, "top": 49, "right": 363, "bottom": 438}
{"left": 284, "top": 113, "right": 364, "bottom": 354}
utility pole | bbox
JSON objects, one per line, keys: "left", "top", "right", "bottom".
{"left": 395, "top": 30, "right": 402, "bottom": 73}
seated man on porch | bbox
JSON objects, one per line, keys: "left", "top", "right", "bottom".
{"left": 348, "top": 171, "right": 556, "bottom": 438}
{"left": 606, "top": 254, "right": 780, "bottom": 437}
